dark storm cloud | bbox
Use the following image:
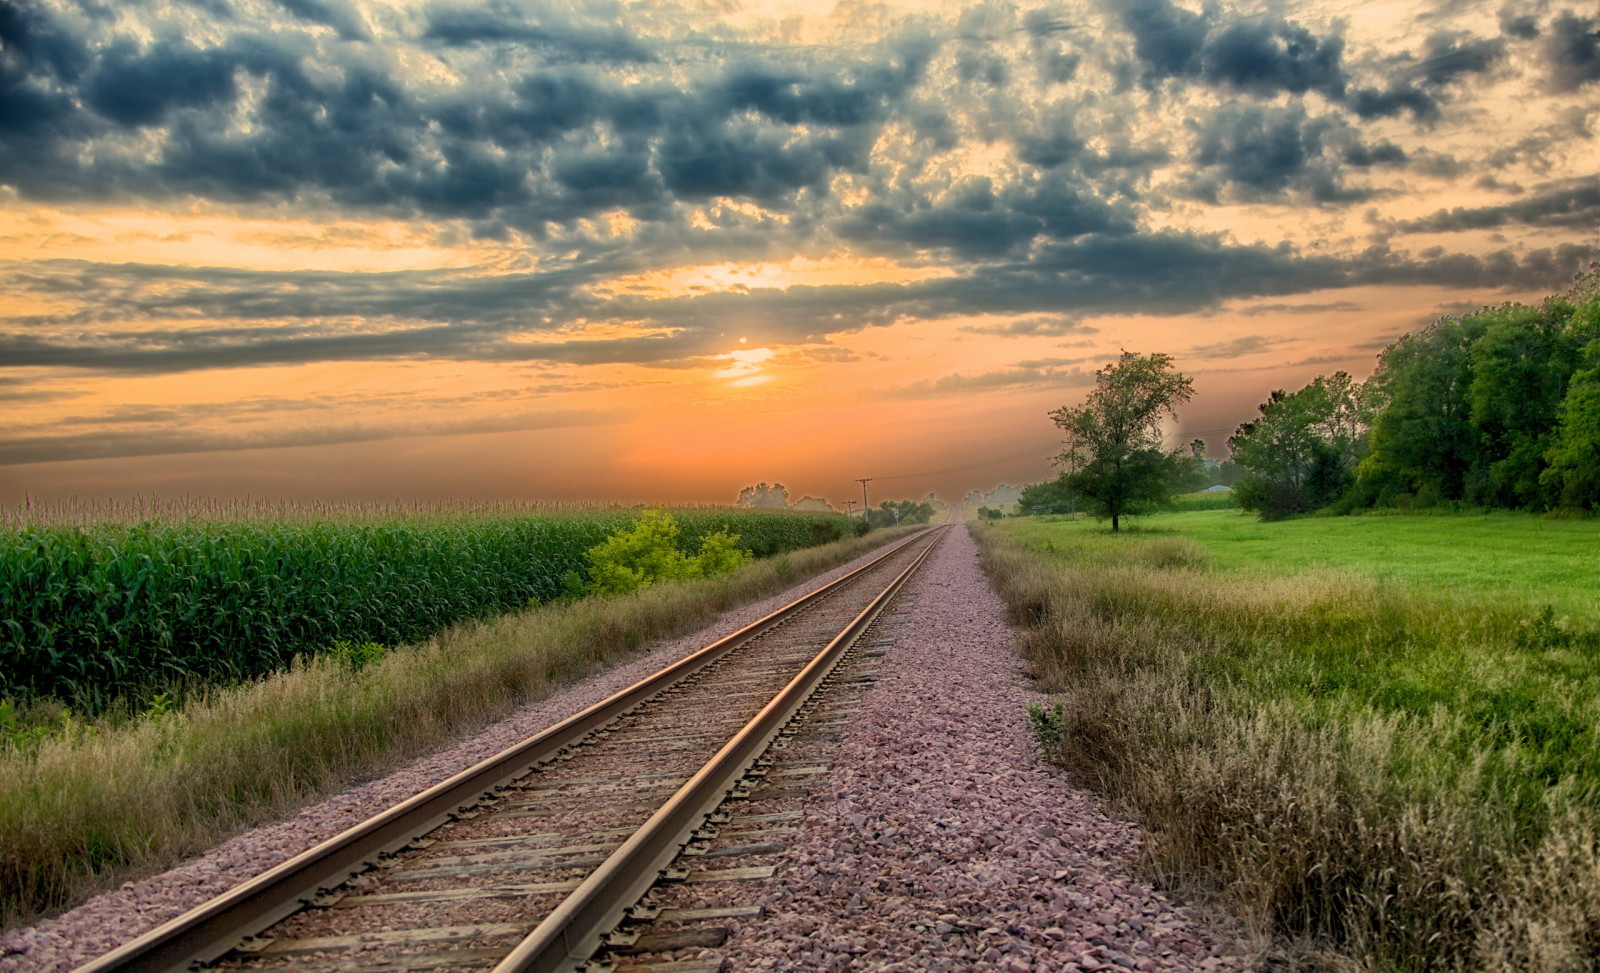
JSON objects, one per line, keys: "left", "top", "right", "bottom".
{"left": 1413, "top": 31, "right": 1506, "bottom": 86}
{"left": 275, "top": 0, "right": 371, "bottom": 41}
{"left": 1185, "top": 104, "right": 1400, "bottom": 202}
{"left": 1544, "top": 10, "right": 1600, "bottom": 91}
{"left": 1106, "top": 0, "right": 1347, "bottom": 97}
{"left": 1347, "top": 82, "right": 1440, "bottom": 121}
{"left": 1499, "top": 6, "right": 1541, "bottom": 40}
{"left": 1392, "top": 180, "right": 1600, "bottom": 232}
{"left": 0, "top": 3, "right": 929, "bottom": 233}
{"left": 838, "top": 175, "right": 1131, "bottom": 259}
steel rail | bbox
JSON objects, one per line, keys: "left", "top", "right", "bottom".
{"left": 71, "top": 528, "right": 932, "bottom": 973}
{"left": 494, "top": 526, "right": 947, "bottom": 973}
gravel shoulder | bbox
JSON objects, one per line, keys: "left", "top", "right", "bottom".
{"left": 728, "top": 525, "right": 1260, "bottom": 971}
{"left": 1, "top": 525, "right": 1260, "bottom": 972}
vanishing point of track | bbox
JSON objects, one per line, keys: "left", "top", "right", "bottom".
{"left": 75, "top": 526, "right": 948, "bottom": 973}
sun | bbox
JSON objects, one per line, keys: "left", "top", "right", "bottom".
{"left": 712, "top": 346, "right": 775, "bottom": 386}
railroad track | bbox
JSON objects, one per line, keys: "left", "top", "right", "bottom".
{"left": 75, "top": 526, "right": 948, "bottom": 973}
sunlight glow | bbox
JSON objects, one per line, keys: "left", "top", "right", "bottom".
{"left": 711, "top": 346, "right": 775, "bottom": 382}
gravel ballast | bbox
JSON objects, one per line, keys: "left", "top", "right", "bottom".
{"left": 1, "top": 525, "right": 1258, "bottom": 972}
{"left": 721, "top": 524, "right": 1258, "bottom": 971}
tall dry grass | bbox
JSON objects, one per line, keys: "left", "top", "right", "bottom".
{"left": 977, "top": 526, "right": 1600, "bottom": 971}
{"left": 0, "top": 528, "right": 911, "bottom": 928}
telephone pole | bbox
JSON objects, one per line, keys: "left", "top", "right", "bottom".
{"left": 856, "top": 478, "right": 873, "bottom": 526}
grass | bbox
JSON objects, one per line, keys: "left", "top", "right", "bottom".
{"left": 0, "top": 526, "right": 912, "bottom": 929}
{"left": 980, "top": 511, "right": 1600, "bottom": 971}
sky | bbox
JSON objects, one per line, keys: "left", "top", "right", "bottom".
{"left": 1, "top": 0, "right": 1597, "bottom": 509}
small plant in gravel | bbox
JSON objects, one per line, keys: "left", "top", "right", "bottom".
{"left": 1025, "top": 700, "right": 1067, "bottom": 755}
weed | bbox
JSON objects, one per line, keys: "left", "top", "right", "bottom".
{"left": 1025, "top": 700, "right": 1067, "bottom": 755}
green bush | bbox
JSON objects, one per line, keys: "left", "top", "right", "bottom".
{"left": 585, "top": 511, "right": 752, "bottom": 595}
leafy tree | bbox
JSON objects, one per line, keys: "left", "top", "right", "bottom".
{"left": 1355, "top": 316, "right": 1487, "bottom": 507}
{"left": 1542, "top": 339, "right": 1600, "bottom": 510}
{"left": 1465, "top": 301, "right": 1588, "bottom": 507}
{"left": 735, "top": 482, "right": 790, "bottom": 508}
{"left": 1231, "top": 372, "right": 1373, "bottom": 520}
{"left": 1172, "top": 439, "right": 1213, "bottom": 493}
{"left": 1018, "top": 477, "right": 1075, "bottom": 514}
{"left": 790, "top": 496, "right": 833, "bottom": 512}
{"left": 1050, "top": 351, "right": 1195, "bottom": 532}
{"left": 868, "top": 498, "right": 935, "bottom": 527}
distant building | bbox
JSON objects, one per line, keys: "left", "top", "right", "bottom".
{"left": 1201, "top": 484, "right": 1232, "bottom": 493}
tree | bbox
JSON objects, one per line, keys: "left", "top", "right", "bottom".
{"left": 1050, "top": 351, "right": 1195, "bottom": 532}
{"left": 1018, "top": 477, "right": 1075, "bottom": 514}
{"left": 1541, "top": 339, "right": 1600, "bottom": 510}
{"left": 790, "top": 496, "right": 834, "bottom": 512}
{"left": 868, "top": 498, "right": 935, "bottom": 527}
{"left": 735, "top": 482, "right": 790, "bottom": 508}
{"left": 1230, "top": 371, "right": 1373, "bottom": 520}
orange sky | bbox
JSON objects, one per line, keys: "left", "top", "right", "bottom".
{"left": 1, "top": 0, "right": 1595, "bottom": 509}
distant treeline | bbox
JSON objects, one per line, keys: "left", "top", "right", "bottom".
{"left": 1231, "top": 267, "right": 1600, "bottom": 520}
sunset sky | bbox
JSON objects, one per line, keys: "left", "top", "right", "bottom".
{"left": 2, "top": 0, "right": 1596, "bottom": 508}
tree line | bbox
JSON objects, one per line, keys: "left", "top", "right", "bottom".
{"left": 1235, "top": 267, "right": 1600, "bottom": 519}
{"left": 734, "top": 482, "right": 939, "bottom": 528}
{"left": 1024, "top": 267, "right": 1600, "bottom": 526}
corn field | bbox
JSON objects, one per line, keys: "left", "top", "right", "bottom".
{"left": 1, "top": 507, "right": 850, "bottom": 711}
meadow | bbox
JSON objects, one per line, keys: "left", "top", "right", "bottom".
{"left": 982, "top": 509, "right": 1600, "bottom": 971}
{"left": 0, "top": 503, "right": 905, "bottom": 927}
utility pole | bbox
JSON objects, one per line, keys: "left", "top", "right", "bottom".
{"left": 855, "top": 478, "right": 873, "bottom": 527}
{"left": 843, "top": 499, "right": 858, "bottom": 518}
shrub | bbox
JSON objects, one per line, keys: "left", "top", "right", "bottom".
{"left": 584, "top": 511, "right": 753, "bottom": 595}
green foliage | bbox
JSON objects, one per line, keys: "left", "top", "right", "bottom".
{"left": 326, "top": 640, "right": 388, "bottom": 673}
{"left": 584, "top": 510, "right": 753, "bottom": 595}
{"left": 1231, "top": 371, "right": 1373, "bottom": 520}
{"left": 735, "top": 482, "right": 791, "bottom": 508}
{"left": 1540, "top": 340, "right": 1600, "bottom": 510}
{"left": 867, "top": 498, "right": 935, "bottom": 528}
{"left": 1166, "top": 490, "right": 1238, "bottom": 512}
{"left": 1018, "top": 477, "right": 1076, "bottom": 514}
{"left": 1354, "top": 270, "right": 1600, "bottom": 512}
{"left": 1025, "top": 700, "right": 1067, "bottom": 754}
{"left": 1051, "top": 351, "right": 1195, "bottom": 532}
{"left": 0, "top": 507, "right": 846, "bottom": 711}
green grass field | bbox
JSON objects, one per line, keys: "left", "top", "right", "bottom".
{"left": 1008, "top": 508, "right": 1600, "bottom": 622}
{"left": 983, "top": 510, "right": 1600, "bottom": 970}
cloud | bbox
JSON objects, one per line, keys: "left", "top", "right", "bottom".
{"left": 1106, "top": 0, "right": 1347, "bottom": 98}
{"left": 1189, "top": 334, "right": 1299, "bottom": 359}
{"left": 1393, "top": 180, "right": 1600, "bottom": 232}
{"left": 880, "top": 363, "right": 1094, "bottom": 400}
{"left": 1185, "top": 104, "right": 1396, "bottom": 203}
{"left": 959, "top": 316, "right": 1092, "bottom": 337}
{"left": 0, "top": 404, "right": 623, "bottom": 466}
{"left": 1412, "top": 31, "right": 1506, "bottom": 86}
{"left": 1544, "top": 10, "right": 1600, "bottom": 91}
